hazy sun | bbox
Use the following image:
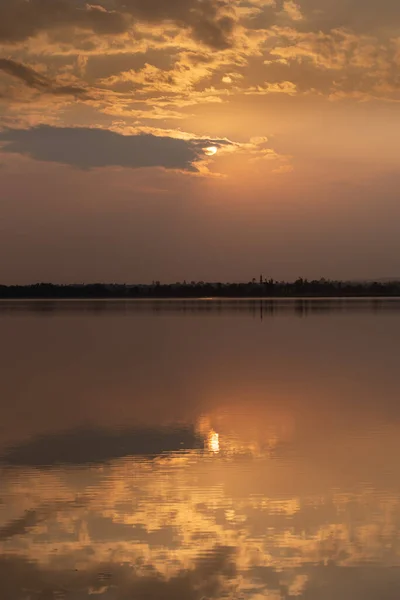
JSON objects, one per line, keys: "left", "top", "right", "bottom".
{"left": 204, "top": 146, "right": 218, "bottom": 156}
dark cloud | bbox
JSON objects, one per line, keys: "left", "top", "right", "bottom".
{"left": 0, "top": 0, "right": 235, "bottom": 49}
{"left": 1, "top": 425, "right": 204, "bottom": 466}
{"left": 0, "top": 0, "right": 128, "bottom": 43}
{"left": 0, "top": 126, "right": 229, "bottom": 171}
{"left": 118, "top": 0, "right": 235, "bottom": 49}
{"left": 0, "top": 58, "right": 87, "bottom": 96}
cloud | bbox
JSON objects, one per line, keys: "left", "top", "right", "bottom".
{"left": 1, "top": 0, "right": 396, "bottom": 51}
{"left": 283, "top": 0, "right": 303, "bottom": 21}
{"left": 1, "top": 0, "right": 397, "bottom": 117}
{"left": 0, "top": 0, "right": 236, "bottom": 49}
{"left": 296, "top": 0, "right": 400, "bottom": 34}
{"left": 259, "top": 27, "right": 400, "bottom": 101}
{"left": 118, "top": 0, "right": 236, "bottom": 49}
{"left": 0, "top": 59, "right": 87, "bottom": 96}
{"left": 244, "top": 0, "right": 400, "bottom": 34}
{"left": 0, "top": 0, "right": 128, "bottom": 44}
{"left": 244, "top": 80, "right": 297, "bottom": 95}
{"left": 0, "top": 126, "right": 231, "bottom": 171}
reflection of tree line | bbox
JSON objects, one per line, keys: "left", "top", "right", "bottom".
{"left": 1, "top": 297, "right": 400, "bottom": 316}
{"left": 2, "top": 278, "right": 400, "bottom": 299}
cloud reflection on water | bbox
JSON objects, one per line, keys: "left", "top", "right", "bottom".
{"left": 2, "top": 302, "right": 400, "bottom": 598}
{"left": 2, "top": 420, "right": 400, "bottom": 599}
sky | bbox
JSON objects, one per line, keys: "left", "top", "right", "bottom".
{"left": 0, "top": 0, "right": 400, "bottom": 284}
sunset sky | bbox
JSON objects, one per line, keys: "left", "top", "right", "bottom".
{"left": 1, "top": 0, "right": 400, "bottom": 283}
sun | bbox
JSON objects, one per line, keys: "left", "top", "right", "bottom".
{"left": 204, "top": 146, "right": 218, "bottom": 156}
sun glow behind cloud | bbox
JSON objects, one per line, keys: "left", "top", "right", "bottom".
{"left": 204, "top": 146, "right": 218, "bottom": 156}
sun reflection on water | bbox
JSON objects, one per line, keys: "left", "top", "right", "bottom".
{"left": 208, "top": 429, "right": 220, "bottom": 453}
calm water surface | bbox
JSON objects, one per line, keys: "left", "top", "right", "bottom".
{"left": 1, "top": 299, "right": 400, "bottom": 599}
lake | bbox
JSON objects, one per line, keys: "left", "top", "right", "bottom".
{"left": 1, "top": 299, "right": 400, "bottom": 599}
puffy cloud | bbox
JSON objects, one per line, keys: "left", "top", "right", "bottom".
{"left": 283, "top": 0, "right": 303, "bottom": 21}
{"left": 0, "top": 125, "right": 232, "bottom": 171}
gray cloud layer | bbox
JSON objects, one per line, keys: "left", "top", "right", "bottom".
{"left": 0, "top": 58, "right": 87, "bottom": 96}
{"left": 0, "top": 126, "right": 228, "bottom": 171}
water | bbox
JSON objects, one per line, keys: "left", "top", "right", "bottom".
{"left": 1, "top": 299, "right": 400, "bottom": 599}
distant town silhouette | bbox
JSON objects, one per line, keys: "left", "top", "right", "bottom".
{"left": 2, "top": 278, "right": 400, "bottom": 298}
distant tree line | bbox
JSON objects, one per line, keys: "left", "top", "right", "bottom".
{"left": 2, "top": 278, "right": 400, "bottom": 298}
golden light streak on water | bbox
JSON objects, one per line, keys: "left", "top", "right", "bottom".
{"left": 208, "top": 429, "right": 220, "bottom": 453}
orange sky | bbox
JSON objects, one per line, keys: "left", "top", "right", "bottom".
{"left": 1, "top": 0, "right": 400, "bottom": 283}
